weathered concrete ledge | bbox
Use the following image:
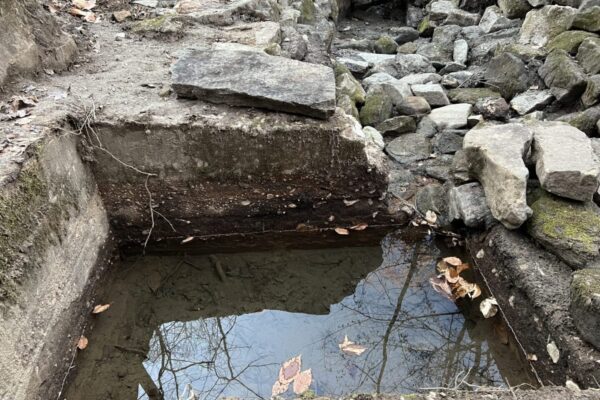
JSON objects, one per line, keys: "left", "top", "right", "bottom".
{"left": 0, "top": 118, "right": 112, "bottom": 400}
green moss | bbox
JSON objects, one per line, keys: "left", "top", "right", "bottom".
{"left": 336, "top": 72, "right": 365, "bottom": 104}
{"left": 374, "top": 35, "right": 398, "bottom": 54}
{"left": 131, "top": 15, "right": 183, "bottom": 35}
{"left": 359, "top": 89, "right": 393, "bottom": 126}
{"left": 418, "top": 15, "right": 433, "bottom": 37}
{"left": 546, "top": 30, "right": 598, "bottom": 54}
{"left": 334, "top": 62, "right": 351, "bottom": 78}
{"left": 572, "top": 7, "right": 600, "bottom": 32}
{"left": 572, "top": 269, "right": 600, "bottom": 299}
{"left": 298, "top": 0, "right": 316, "bottom": 24}
{"left": 528, "top": 191, "right": 600, "bottom": 254}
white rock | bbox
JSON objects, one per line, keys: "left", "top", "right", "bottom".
{"left": 510, "top": 89, "right": 554, "bottom": 115}
{"left": 411, "top": 83, "right": 450, "bottom": 106}
{"left": 453, "top": 39, "right": 469, "bottom": 65}
{"left": 429, "top": 103, "right": 472, "bottom": 129}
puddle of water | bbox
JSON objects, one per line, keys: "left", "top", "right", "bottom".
{"left": 63, "top": 231, "right": 535, "bottom": 400}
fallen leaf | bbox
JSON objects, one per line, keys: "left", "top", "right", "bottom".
{"left": 436, "top": 259, "right": 449, "bottom": 274}
{"left": 334, "top": 227, "right": 349, "bottom": 235}
{"left": 443, "top": 256, "right": 462, "bottom": 267}
{"left": 72, "top": 0, "right": 96, "bottom": 9}
{"left": 527, "top": 353, "right": 538, "bottom": 361}
{"left": 444, "top": 267, "right": 460, "bottom": 284}
{"left": 425, "top": 210, "right": 437, "bottom": 225}
{"left": 181, "top": 236, "right": 194, "bottom": 244}
{"left": 429, "top": 276, "right": 454, "bottom": 301}
{"left": 547, "top": 341, "right": 560, "bottom": 364}
{"left": 456, "top": 263, "right": 470, "bottom": 274}
{"left": 454, "top": 278, "right": 481, "bottom": 299}
{"left": 77, "top": 336, "right": 88, "bottom": 350}
{"left": 92, "top": 304, "right": 110, "bottom": 314}
{"left": 278, "top": 355, "right": 301, "bottom": 384}
{"left": 69, "top": 7, "right": 96, "bottom": 22}
{"left": 292, "top": 369, "right": 312, "bottom": 394}
{"left": 272, "top": 380, "right": 289, "bottom": 396}
{"left": 480, "top": 297, "right": 498, "bottom": 318}
{"left": 338, "top": 335, "right": 367, "bottom": 356}
{"left": 350, "top": 223, "right": 368, "bottom": 231}
{"left": 343, "top": 199, "right": 359, "bottom": 206}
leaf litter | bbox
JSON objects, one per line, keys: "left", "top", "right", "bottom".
{"left": 272, "top": 355, "right": 312, "bottom": 397}
{"left": 338, "top": 335, "right": 367, "bottom": 356}
{"left": 429, "top": 257, "right": 482, "bottom": 302}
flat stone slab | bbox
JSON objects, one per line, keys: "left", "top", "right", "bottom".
{"left": 429, "top": 103, "right": 472, "bottom": 129}
{"left": 172, "top": 47, "right": 336, "bottom": 119}
{"left": 463, "top": 123, "right": 533, "bottom": 229}
{"left": 510, "top": 89, "right": 554, "bottom": 115}
{"left": 530, "top": 121, "right": 600, "bottom": 201}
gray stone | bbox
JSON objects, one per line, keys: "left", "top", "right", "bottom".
{"left": 417, "top": 43, "right": 451, "bottom": 64}
{"left": 580, "top": 0, "right": 600, "bottom": 9}
{"left": 447, "top": 87, "right": 502, "bottom": 104}
{"left": 415, "top": 155, "right": 454, "bottom": 181}
{"left": 572, "top": 6, "right": 600, "bottom": 32}
{"left": 411, "top": 83, "right": 450, "bottom": 107}
{"left": 448, "top": 182, "right": 494, "bottom": 227}
{"left": 577, "top": 37, "right": 600, "bottom": 75}
{"left": 546, "top": 30, "right": 598, "bottom": 54}
{"left": 429, "top": 0, "right": 459, "bottom": 21}
{"left": 361, "top": 73, "right": 412, "bottom": 106}
{"left": 469, "top": 27, "right": 521, "bottom": 63}
{"left": 375, "top": 116, "right": 417, "bottom": 135}
{"left": 337, "top": 94, "right": 359, "bottom": 119}
{"left": 484, "top": 52, "right": 529, "bottom": 99}
{"left": 433, "top": 130, "right": 464, "bottom": 154}
{"left": 463, "top": 123, "right": 534, "bottom": 228}
{"left": 394, "top": 27, "right": 420, "bottom": 45}
{"left": 451, "top": 149, "right": 472, "bottom": 182}
{"left": 355, "top": 52, "right": 396, "bottom": 65}
{"left": 444, "top": 8, "right": 481, "bottom": 26}
{"left": 429, "top": 103, "right": 473, "bottom": 129}
{"left": 359, "top": 86, "right": 394, "bottom": 126}
{"left": 362, "top": 126, "right": 385, "bottom": 148}
{"left": 530, "top": 122, "right": 600, "bottom": 201}
{"left": 396, "top": 96, "right": 432, "bottom": 115}
{"left": 474, "top": 97, "right": 510, "bottom": 120}
{"left": 439, "top": 62, "right": 467, "bottom": 74}
{"left": 374, "top": 35, "right": 398, "bottom": 54}
{"left": 498, "top": 0, "right": 532, "bottom": 18}
{"left": 388, "top": 167, "right": 416, "bottom": 199}
{"left": 417, "top": 116, "right": 439, "bottom": 138}
{"left": 571, "top": 269, "right": 600, "bottom": 349}
{"left": 416, "top": 184, "right": 450, "bottom": 225}
{"left": 399, "top": 73, "right": 442, "bottom": 85}
{"left": 336, "top": 57, "right": 369, "bottom": 74}
{"left": 468, "top": 114, "right": 484, "bottom": 127}
{"left": 172, "top": 47, "right": 335, "bottom": 119}
{"left": 510, "top": 89, "right": 555, "bottom": 115}
{"left": 442, "top": 70, "right": 477, "bottom": 88}
{"left": 453, "top": 39, "right": 469, "bottom": 65}
{"left": 559, "top": 105, "right": 600, "bottom": 135}
{"left": 539, "top": 49, "right": 588, "bottom": 103}
{"left": 386, "top": 133, "right": 432, "bottom": 164}
{"left": 518, "top": 5, "right": 576, "bottom": 48}
{"left": 582, "top": 75, "right": 600, "bottom": 108}
{"left": 336, "top": 72, "right": 366, "bottom": 104}
{"left": 394, "top": 54, "right": 437, "bottom": 78}
{"left": 479, "top": 6, "right": 518, "bottom": 33}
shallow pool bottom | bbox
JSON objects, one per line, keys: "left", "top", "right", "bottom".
{"left": 63, "top": 231, "right": 536, "bottom": 400}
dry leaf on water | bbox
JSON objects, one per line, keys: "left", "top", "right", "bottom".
{"left": 334, "top": 227, "right": 350, "bottom": 236}
{"left": 77, "top": 336, "right": 88, "bottom": 350}
{"left": 181, "top": 236, "right": 194, "bottom": 244}
{"left": 271, "top": 380, "right": 289, "bottom": 396}
{"left": 92, "top": 303, "right": 110, "bottom": 314}
{"left": 443, "top": 256, "right": 462, "bottom": 267}
{"left": 429, "top": 276, "right": 454, "bottom": 301}
{"left": 293, "top": 369, "right": 312, "bottom": 394}
{"left": 480, "top": 297, "right": 498, "bottom": 318}
{"left": 350, "top": 223, "right": 368, "bottom": 231}
{"left": 338, "top": 335, "right": 367, "bottom": 356}
{"left": 454, "top": 278, "right": 481, "bottom": 299}
{"left": 278, "top": 355, "right": 301, "bottom": 384}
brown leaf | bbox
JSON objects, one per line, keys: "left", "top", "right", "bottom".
{"left": 92, "top": 304, "right": 110, "bottom": 314}
{"left": 436, "top": 260, "right": 449, "bottom": 274}
{"left": 429, "top": 276, "right": 455, "bottom": 301}
{"left": 77, "top": 336, "right": 88, "bottom": 350}
{"left": 338, "top": 335, "right": 367, "bottom": 356}
{"left": 456, "top": 263, "right": 470, "bottom": 274}
{"left": 334, "top": 227, "right": 349, "bottom": 236}
{"left": 278, "top": 355, "right": 301, "bottom": 384}
{"left": 442, "top": 256, "right": 462, "bottom": 267}
{"left": 72, "top": 0, "right": 96, "bottom": 10}
{"left": 292, "top": 369, "right": 312, "bottom": 394}
{"left": 272, "top": 380, "right": 289, "bottom": 396}
{"left": 350, "top": 223, "right": 368, "bottom": 231}
{"left": 181, "top": 236, "right": 194, "bottom": 244}
{"left": 444, "top": 267, "right": 460, "bottom": 284}
{"left": 69, "top": 7, "right": 96, "bottom": 22}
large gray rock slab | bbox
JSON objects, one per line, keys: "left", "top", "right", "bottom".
{"left": 571, "top": 269, "right": 600, "bottom": 349}
{"left": 518, "top": 5, "right": 577, "bottom": 48}
{"left": 386, "top": 133, "right": 431, "bottom": 164}
{"left": 463, "top": 123, "right": 533, "bottom": 228}
{"left": 448, "top": 182, "right": 494, "bottom": 227}
{"left": 171, "top": 47, "right": 336, "bottom": 119}
{"left": 510, "top": 89, "right": 554, "bottom": 115}
{"left": 572, "top": 5, "right": 600, "bottom": 32}
{"left": 577, "top": 37, "right": 600, "bottom": 75}
{"left": 479, "top": 5, "right": 518, "bottom": 33}
{"left": 410, "top": 83, "right": 450, "bottom": 106}
{"left": 429, "top": 103, "right": 472, "bottom": 129}
{"left": 484, "top": 52, "right": 529, "bottom": 99}
{"left": 530, "top": 122, "right": 600, "bottom": 201}
{"left": 539, "top": 49, "right": 587, "bottom": 103}
{"left": 582, "top": 75, "right": 600, "bottom": 108}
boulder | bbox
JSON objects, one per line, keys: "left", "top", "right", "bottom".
{"left": 394, "top": 54, "right": 437, "bottom": 77}
{"left": 463, "top": 123, "right": 533, "bottom": 228}
{"left": 577, "top": 37, "right": 600, "bottom": 75}
{"left": 582, "top": 75, "right": 600, "bottom": 107}
{"left": 375, "top": 116, "right": 417, "bottom": 135}
{"left": 518, "top": 5, "right": 577, "bottom": 48}
{"left": 416, "top": 184, "right": 451, "bottom": 225}
{"left": 336, "top": 72, "right": 366, "bottom": 104}
{"left": 559, "top": 105, "right": 600, "bottom": 135}
{"left": 399, "top": 73, "right": 442, "bottom": 85}
{"left": 469, "top": 27, "right": 521, "bottom": 63}
{"left": 571, "top": 6, "right": 600, "bottom": 32}
{"left": 361, "top": 73, "right": 412, "bottom": 106}
{"left": 546, "top": 30, "right": 598, "bottom": 53}
{"left": 417, "top": 116, "right": 439, "bottom": 138}
{"left": 410, "top": 83, "right": 450, "bottom": 106}
{"left": 453, "top": 39, "right": 469, "bottom": 64}
{"left": 447, "top": 87, "right": 502, "bottom": 104}
{"left": 448, "top": 182, "right": 494, "bottom": 227}
{"left": 479, "top": 6, "right": 518, "bottom": 33}
{"left": 374, "top": 35, "right": 398, "bottom": 54}
{"left": 530, "top": 122, "right": 600, "bottom": 201}
{"left": 172, "top": 47, "right": 336, "bottom": 119}
{"left": 394, "top": 27, "right": 420, "bottom": 45}
{"left": 336, "top": 57, "right": 369, "bottom": 74}
{"left": 495, "top": 42, "right": 548, "bottom": 61}
{"left": 474, "top": 97, "right": 510, "bottom": 120}
{"left": 538, "top": 49, "right": 587, "bottom": 103}
{"left": 510, "top": 89, "right": 554, "bottom": 115}
{"left": 429, "top": 103, "right": 473, "bottom": 129}
{"left": 444, "top": 8, "right": 481, "bottom": 26}
{"left": 433, "top": 130, "right": 464, "bottom": 154}
{"left": 415, "top": 155, "right": 454, "bottom": 181}
{"left": 484, "top": 53, "right": 530, "bottom": 99}
{"left": 571, "top": 269, "right": 600, "bottom": 349}
{"left": 396, "top": 96, "right": 431, "bottom": 115}
{"left": 429, "top": 0, "right": 459, "bottom": 21}
{"left": 338, "top": 94, "right": 360, "bottom": 119}
{"left": 386, "top": 133, "right": 432, "bottom": 164}
{"left": 498, "top": 0, "right": 532, "bottom": 18}
{"left": 528, "top": 190, "right": 600, "bottom": 267}
{"left": 439, "top": 62, "right": 467, "bottom": 74}
{"left": 359, "top": 86, "right": 394, "bottom": 126}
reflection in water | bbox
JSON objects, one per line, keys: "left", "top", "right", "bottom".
{"left": 64, "top": 232, "right": 535, "bottom": 400}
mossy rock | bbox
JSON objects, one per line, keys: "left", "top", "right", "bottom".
{"left": 546, "top": 30, "right": 598, "bottom": 54}
{"left": 572, "top": 6, "right": 600, "bottom": 33}
{"left": 334, "top": 62, "right": 351, "bottom": 78}
{"left": 374, "top": 35, "right": 398, "bottom": 54}
{"left": 298, "top": 0, "right": 316, "bottom": 24}
{"left": 558, "top": 105, "right": 600, "bottom": 135}
{"left": 418, "top": 15, "right": 434, "bottom": 37}
{"left": 495, "top": 43, "right": 547, "bottom": 62}
{"left": 337, "top": 94, "right": 360, "bottom": 119}
{"left": 359, "top": 87, "right": 393, "bottom": 126}
{"left": 336, "top": 72, "right": 366, "bottom": 104}
{"left": 447, "top": 88, "right": 502, "bottom": 104}
{"left": 570, "top": 268, "right": 600, "bottom": 349}
{"left": 131, "top": 15, "right": 184, "bottom": 36}
{"left": 527, "top": 190, "right": 600, "bottom": 268}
